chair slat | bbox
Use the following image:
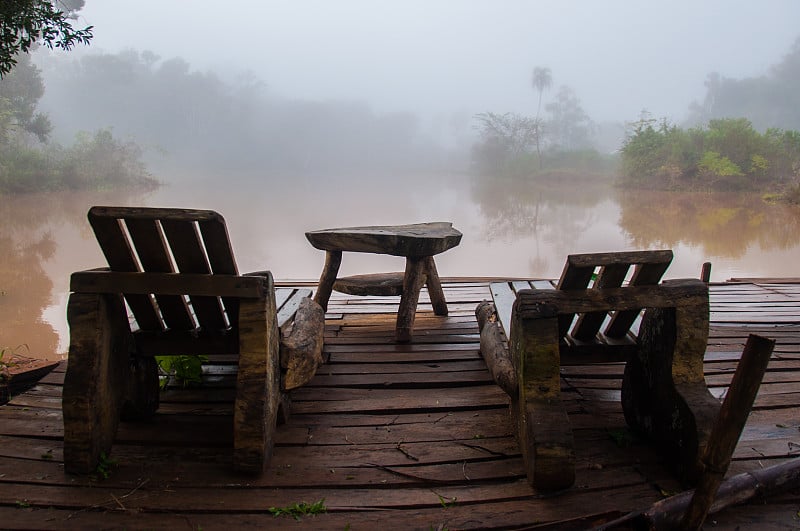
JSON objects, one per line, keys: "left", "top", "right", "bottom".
{"left": 605, "top": 260, "right": 671, "bottom": 338}
{"left": 198, "top": 217, "right": 239, "bottom": 326}
{"left": 87, "top": 212, "right": 162, "bottom": 331}
{"left": 161, "top": 219, "right": 227, "bottom": 330}
{"left": 572, "top": 263, "right": 629, "bottom": 341}
{"left": 556, "top": 262, "right": 595, "bottom": 338}
{"left": 125, "top": 218, "right": 194, "bottom": 331}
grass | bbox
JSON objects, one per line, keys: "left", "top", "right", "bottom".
{"left": 268, "top": 499, "right": 327, "bottom": 520}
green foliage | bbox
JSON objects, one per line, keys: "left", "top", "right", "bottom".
{"left": 94, "top": 451, "right": 116, "bottom": 480}
{"left": 0, "top": 128, "right": 156, "bottom": 193}
{"left": 698, "top": 151, "right": 742, "bottom": 177}
{"left": 268, "top": 499, "right": 327, "bottom": 520}
{"left": 156, "top": 355, "right": 207, "bottom": 389}
{"left": 619, "top": 116, "right": 800, "bottom": 191}
{"left": 0, "top": 0, "right": 93, "bottom": 77}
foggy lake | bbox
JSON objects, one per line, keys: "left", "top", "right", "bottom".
{"left": 3, "top": 173, "right": 800, "bottom": 361}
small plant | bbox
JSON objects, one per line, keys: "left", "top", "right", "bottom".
{"left": 268, "top": 499, "right": 327, "bottom": 520}
{"left": 437, "top": 494, "right": 457, "bottom": 509}
{"left": 94, "top": 452, "right": 116, "bottom": 480}
{"left": 155, "top": 354, "right": 207, "bottom": 389}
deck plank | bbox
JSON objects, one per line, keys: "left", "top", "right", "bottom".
{"left": 1, "top": 279, "right": 800, "bottom": 529}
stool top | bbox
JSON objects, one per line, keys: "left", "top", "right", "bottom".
{"left": 306, "top": 222, "right": 462, "bottom": 257}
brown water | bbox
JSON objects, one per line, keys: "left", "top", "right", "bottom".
{"left": 2, "top": 173, "right": 799, "bottom": 361}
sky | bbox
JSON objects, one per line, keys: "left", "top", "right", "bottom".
{"left": 73, "top": 1, "right": 800, "bottom": 124}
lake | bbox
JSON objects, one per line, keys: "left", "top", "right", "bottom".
{"left": 2, "top": 171, "right": 799, "bottom": 361}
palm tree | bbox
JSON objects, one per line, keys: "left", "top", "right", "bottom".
{"left": 531, "top": 66, "right": 552, "bottom": 169}
{"left": 532, "top": 66, "right": 552, "bottom": 120}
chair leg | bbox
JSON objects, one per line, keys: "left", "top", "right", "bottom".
{"left": 234, "top": 285, "right": 281, "bottom": 474}
{"left": 396, "top": 257, "right": 427, "bottom": 342}
{"left": 121, "top": 356, "right": 160, "bottom": 420}
{"left": 510, "top": 310, "right": 575, "bottom": 491}
{"left": 62, "top": 292, "right": 130, "bottom": 474}
{"left": 622, "top": 305, "right": 720, "bottom": 483}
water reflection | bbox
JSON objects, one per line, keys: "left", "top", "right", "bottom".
{"left": 3, "top": 177, "right": 800, "bottom": 361}
{"left": 617, "top": 190, "right": 800, "bottom": 258}
{"left": 0, "top": 190, "right": 157, "bottom": 360}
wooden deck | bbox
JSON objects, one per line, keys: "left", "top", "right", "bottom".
{"left": 1, "top": 280, "right": 799, "bottom": 529}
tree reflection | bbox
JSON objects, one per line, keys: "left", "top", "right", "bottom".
{"left": 470, "top": 175, "right": 611, "bottom": 242}
{"left": 617, "top": 190, "right": 800, "bottom": 258}
{"left": 0, "top": 190, "right": 155, "bottom": 360}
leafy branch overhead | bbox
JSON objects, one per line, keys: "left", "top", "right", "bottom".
{"left": 0, "top": 0, "right": 93, "bottom": 76}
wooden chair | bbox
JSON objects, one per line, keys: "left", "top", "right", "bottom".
{"left": 63, "top": 206, "right": 321, "bottom": 475}
{"left": 477, "top": 250, "right": 720, "bottom": 491}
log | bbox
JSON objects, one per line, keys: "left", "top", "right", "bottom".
{"left": 681, "top": 333, "right": 775, "bottom": 530}
{"left": 595, "top": 457, "right": 800, "bottom": 530}
{"left": 280, "top": 297, "right": 326, "bottom": 391}
{"left": 475, "top": 301, "right": 517, "bottom": 397}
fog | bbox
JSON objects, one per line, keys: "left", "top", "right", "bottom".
{"left": 71, "top": 0, "right": 799, "bottom": 125}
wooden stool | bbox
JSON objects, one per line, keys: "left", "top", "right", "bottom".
{"left": 306, "top": 223, "right": 462, "bottom": 342}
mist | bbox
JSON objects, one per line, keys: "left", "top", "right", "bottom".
{"left": 68, "top": 1, "right": 800, "bottom": 122}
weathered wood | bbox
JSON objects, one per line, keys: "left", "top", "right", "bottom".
{"left": 280, "top": 297, "right": 325, "bottom": 391}
{"left": 87, "top": 209, "right": 162, "bottom": 330}
{"left": 333, "top": 272, "right": 405, "bottom": 296}
{"left": 681, "top": 334, "right": 775, "bottom": 530}
{"left": 397, "top": 257, "right": 427, "bottom": 342}
{"left": 515, "top": 279, "right": 707, "bottom": 318}
{"left": 62, "top": 292, "right": 130, "bottom": 473}
{"left": 313, "top": 250, "right": 342, "bottom": 312}
{"left": 621, "top": 293, "right": 720, "bottom": 483}
{"left": 598, "top": 457, "right": 800, "bottom": 530}
{"left": 305, "top": 222, "right": 462, "bottom": 257}
{"left": 424, "top": 256, "right": 449, "bottom": 316}
{"left": 70, "top": 270, "right": 270, "bottom": 298}
{"left": 307, "top": 223, "right": 461, "bottom": 341}
{"left": 510, "top": 296, "right": 575, "bottom": 490}
{"left": 124, "top": 217, "right": 195, "bottom": 331}
{"left": 233, "top": 283, "right": 280, "bottom": 474}
{"left": 161, "top": 218, "right": 227, "bottom": 330}
{"left": 476, "top": 301, "right": 517, "bottom": 396}
{"left": 65, "top": 207, "right": 321, "bottom": 477}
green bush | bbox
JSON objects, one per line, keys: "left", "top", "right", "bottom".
{"left": 0, "top": 128, "right": 156, "bottom": 193}
{"left": 620, "top": 117, "right": 800, "bottom": 191}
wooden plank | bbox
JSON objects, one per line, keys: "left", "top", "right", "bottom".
{"left": 161, "top": 218, "right": 227, "bottom": 330}
{"left": 70, "top": 271, "right": 269, "bottom": 298}
{"left": 605, "top": 259, "right": 672, "bottom": 338}
{"left": 515, "top": 280, "right": 707, "bottom": 318}
{"left": 197, "top": 214, "right": 239, "bottom": 325}
{"left": 124, "top": 217, "right": 195, "bottom": 331}
{"left": 489, "top": 281, "right": 516, "bottom": 336}
{"left": 86, "top": 210, "right": 161, "bottom": 330}
{"left": 572, "top": 262, "right": 629, "bottom": 341}
{"left": 276, "top": 288, "right": 311, "bottom": 328}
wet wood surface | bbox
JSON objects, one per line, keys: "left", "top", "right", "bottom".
{"left": 1, "top": 279, "right": 800, "bottom": 529}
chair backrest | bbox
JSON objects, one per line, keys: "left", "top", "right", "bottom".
{"left": 86, "top": 206, "right": 240, "bottom": 334}
{"left": 555, "top": 250, "right": 673, "bottom": 343}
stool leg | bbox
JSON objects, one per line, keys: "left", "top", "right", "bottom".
{"left": 313, "top": 250, "right": 342, "bottom": 312}
{"left": 424, "top": 256, "right": 448, "bottom": 316}
{"left": 396, "top": 257, "right": 426, "bottom": 342}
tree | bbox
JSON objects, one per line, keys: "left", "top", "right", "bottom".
{"left": 0, "top": 0, "right": 92, "bottom": 77}
{"left": 472, "top": 111, "right": 539, "bottom": 172}
{"left": 0, "top": 53, "right": 51, "bottom": 142}
{"left": 545, "top": 85, "right": 595, "bottom": 151}
{"left": 531, "top": 66, "right": 552, "bottom": 168}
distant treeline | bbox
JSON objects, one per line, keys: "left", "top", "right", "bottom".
{"left": 36, "top": 50, "right": 449, "bottom": 176}
{"left": 619, "top": 117, "right": 800, "bottom": 193}
{"left": 688, "top": 37, "right": 800, "bottom": 132}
